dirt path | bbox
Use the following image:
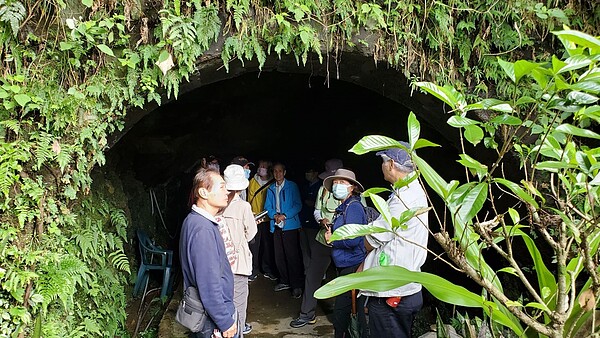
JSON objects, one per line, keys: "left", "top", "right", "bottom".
{"left": 159, "top": 270, "right": 336, "bottom": 337}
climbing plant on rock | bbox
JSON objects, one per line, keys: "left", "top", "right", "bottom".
{"left": 0, "top": 0, "right": 598, "bottom": 336}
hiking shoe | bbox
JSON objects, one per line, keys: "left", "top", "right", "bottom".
{"left": 290, "top": 316, "right": 316, "bottom": 328}
{"left": 292, "top": 288, "right": 303, "bottom": 299}
{"left": 248, "top": 273, "right": 258, "bottom": 282}
{"left": 273, "top": 283, "right": 290, "bottom": 292}
{"left": 263, "top": 272, "right": 278, "bottom": 281}
{"left": 243, "top": 323, "right": 252, "bottom": 334}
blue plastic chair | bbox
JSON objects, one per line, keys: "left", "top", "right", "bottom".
{"left": 133, "top": 229, "right": 174, "bottom": 299}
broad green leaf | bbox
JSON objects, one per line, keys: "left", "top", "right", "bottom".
{"left": 415, "top": 82, "right": 459, "bottom": 110}
{"left": 158, "top": 50, "right": 170, "bottom": 63}
{"left": 508, "top": 208, "right": 520, "bottom": 224}
{"left": 14, "top": 94, "right": 31, "bottom": 107}
{"left": 464, "top": 125, "right": 484, "bottom": 145}
{"left": 490, "top": 114, "right": 522, "bottom": 125}
{"left": 552, "top": 30, "right": 600, "bottom": 53}
{"left": 498, "top": 267, "right": 518, "bottom": 276}
{"left": 514, "top": 60, "right": 539, "bottom": 83}
{"left": 413, "top": 154, "right": 449, "bottom": 200}
{"left": 525, "top": 302, "right": 551, "bottom": 312}
{"left": 413, "top": 138, "right": 440, "bottom": 150}
{"left": 493, "top": 178, "right": 539, "bottom": 209}
{"left": 448, "top": 115, "right": 479, "bottom": 128}
{"left": 369, "top": 193, "right": 391, "bottom": 225}
{"left": 329, "top": 223, "right": 390, "bottom": 242}
{"left": 392, "top": 207, "right": 430, "bottom": 230}
{"left": 535, "top": 161, "right": 577, "bottom": 172}
{"left": 552, "top": 55, "right": 567, "bottom": 74}
{"left": 82, "top": 0, "right": 93, "bottom": 7}
{"left": 558, "top": 54, "right": 593, "bottom": 73}
{"left": 97, "top": 44, "right": 115, "bottom": 57}
{"left": 555, "top": 124, "right": 600, "bottom": 139}
{"left": 392, "top": 171, "right": 418, "bottom": 189}
{"left": 457, "top": 154, "right": 488, "bottom": 180}
{"left": 362, "top": 187, "right": 389, "bottom": 197}
{"left": 571, "top": 81, "right": 600, "bottom": 93}
{"left": 454, "top": 182, "right": 488, "bottom": 224}
{"left": 567, "top": 91, "right": 598, "bottom": 105}
{"left": 349, "top": 135, "right": 403, "bottom": 155}
{"left": 497, "top": 58, "right": 515, "bottom": 83}
{"left": 516, "top": 96, "right": 537, "bottom": 105}
{"left": 505, "top": 226, "right": 556, "bottom": 303}
{"left": 407, "top": 112, "right": 420, "bottom": 148}
{"left": 314, "top": 266, "right": 484, "bottom": 308}
{"left": 59, "top": 42, "right": 73, "bottom": 50}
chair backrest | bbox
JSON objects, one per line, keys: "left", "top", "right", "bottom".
{"left": 136, "top": 229, "right": 173, "bottom": 267}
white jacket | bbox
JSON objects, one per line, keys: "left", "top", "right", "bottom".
{"left": 222, "top": 194, "right": 258, "bottom": 276}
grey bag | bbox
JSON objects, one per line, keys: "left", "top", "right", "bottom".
{"left": 175, "top": 286, "right": 207, "bottom": 332}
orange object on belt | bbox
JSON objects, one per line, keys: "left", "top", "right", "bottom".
{"left": 386, "top": 296, "right": 402, "bottom": 308}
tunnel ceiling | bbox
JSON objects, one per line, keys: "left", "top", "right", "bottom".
{"left": 107, "top": 64, "right": 467, "bottom": 190}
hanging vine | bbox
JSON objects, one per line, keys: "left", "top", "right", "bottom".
{"left": 0, "top": 0, "right": 597, "bottom": 336}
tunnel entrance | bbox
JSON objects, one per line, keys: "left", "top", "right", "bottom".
{"left": 107, "top": 69, "right": 465, "bottom": 240}
{"left": 107, "top": 69, "right": 468, "bottom": 336}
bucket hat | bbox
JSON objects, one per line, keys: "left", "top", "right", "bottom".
{"left": 323, "top": 168, "right": 364, "bottom": 192}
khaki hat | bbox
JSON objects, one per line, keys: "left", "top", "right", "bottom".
{"left": 323, "top": 168, "right": 364, "bottom": 192}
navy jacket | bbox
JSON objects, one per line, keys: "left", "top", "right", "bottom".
{"left": 179, "top": 210, "right": 235, "bottom": 331}
{"left": 331, "top": 196, "right": 367, "bottom": 268}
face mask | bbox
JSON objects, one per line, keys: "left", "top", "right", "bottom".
{"left": 244, "top": 168, "right": 251, "bottom": 179}
{"left": 332, "top": 183, "right": 350, "bottom": 200}
{"left": 258, "top": 168, "right": 267, "bottom": 176}
{"left": 208, "top": 163, "right": 220, "bottom": 172}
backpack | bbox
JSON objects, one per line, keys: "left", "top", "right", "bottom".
{"left": 344, "top": 199, "right": 380, "bottom": 224}
{"left": 364, "top": 205, "right": 380, "bottom": 223}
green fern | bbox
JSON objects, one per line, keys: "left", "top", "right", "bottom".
{"left": 108, "top": 251, "right": 130, "bottom": 274}
{"left": 0, "top": 0, "right": 25, "bottom": 37}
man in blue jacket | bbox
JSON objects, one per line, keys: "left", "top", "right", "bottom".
{"left": 264, "top": 162, "right": 305, "bottom": 298}
{"left": 179, "top": 168, "right": 238, "bottom": 337}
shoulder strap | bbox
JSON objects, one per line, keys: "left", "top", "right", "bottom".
{"left": 343, "top": 199, "right": 362, "bottom": 223}
{"left": 249, "top": 178, "right": 275, "bottom": 204}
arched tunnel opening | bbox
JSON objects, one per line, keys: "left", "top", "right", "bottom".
{"left": 104, "top": 67, "right": 487, "bottom": 335}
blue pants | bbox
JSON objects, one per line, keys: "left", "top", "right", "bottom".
{"left": 366, "top": 290, "right": 423, "bottom": 338}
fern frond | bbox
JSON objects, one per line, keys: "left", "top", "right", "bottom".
{"left": 0, "top": 0, "right": 26, "bottom": 37}
{"left": 108, "top": 251, "right": 130, "bottom": 274}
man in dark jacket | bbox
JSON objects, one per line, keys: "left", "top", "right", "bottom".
{"left": 180, "top": 168, "right": 238, "bottom": 337}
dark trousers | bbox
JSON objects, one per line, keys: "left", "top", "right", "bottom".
{"left": 334, "top": 264, "right": 368, "bottom": 338}
{"left": 273, "top": 228, "right": 304, "bottom": 289}
{"left": 299, "top": 233, "right": 332, "bottom": 319}
{"left": 191, "top": 311, "right": 240, "bottom": 338}
{"left": 250, "top": 221, "right": 277, "bottom": 276}
{"left": 367, "top": 290, "right": 423, "bottom": 338}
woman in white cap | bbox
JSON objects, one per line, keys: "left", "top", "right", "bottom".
{"left": 323, "top": 168, "right": 368, "bottom": 338}
{"left": 222, "top": 164, "right": 258, "bottom": 336}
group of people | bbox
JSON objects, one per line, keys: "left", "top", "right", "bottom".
{"left": 178, "top": 144, "right": 430, "bottom": 338}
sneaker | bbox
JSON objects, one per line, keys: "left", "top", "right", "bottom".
{"left": 290, "top": 315, "right": 316, "bottom": 328}
{"left": 263, "top": 272, "right": 278, "bottom": 281}
{"left": 292, "top": 288, "right": 303, "bottom": 299}
{"left": 248, "top": 273, "right": 258, "bottom": 282}
{"left": 273, "top": 283, "right": 291, "bottom": 292}
{"left": 243, "top": 323, "right": 252, "bottom": 334}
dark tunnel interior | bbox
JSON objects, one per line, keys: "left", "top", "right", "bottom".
{"left": 108, "top": 70, "right": 464, "bottom": 190}
{"left": 105, "top": 70, "right": 480, "bottom": 289}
